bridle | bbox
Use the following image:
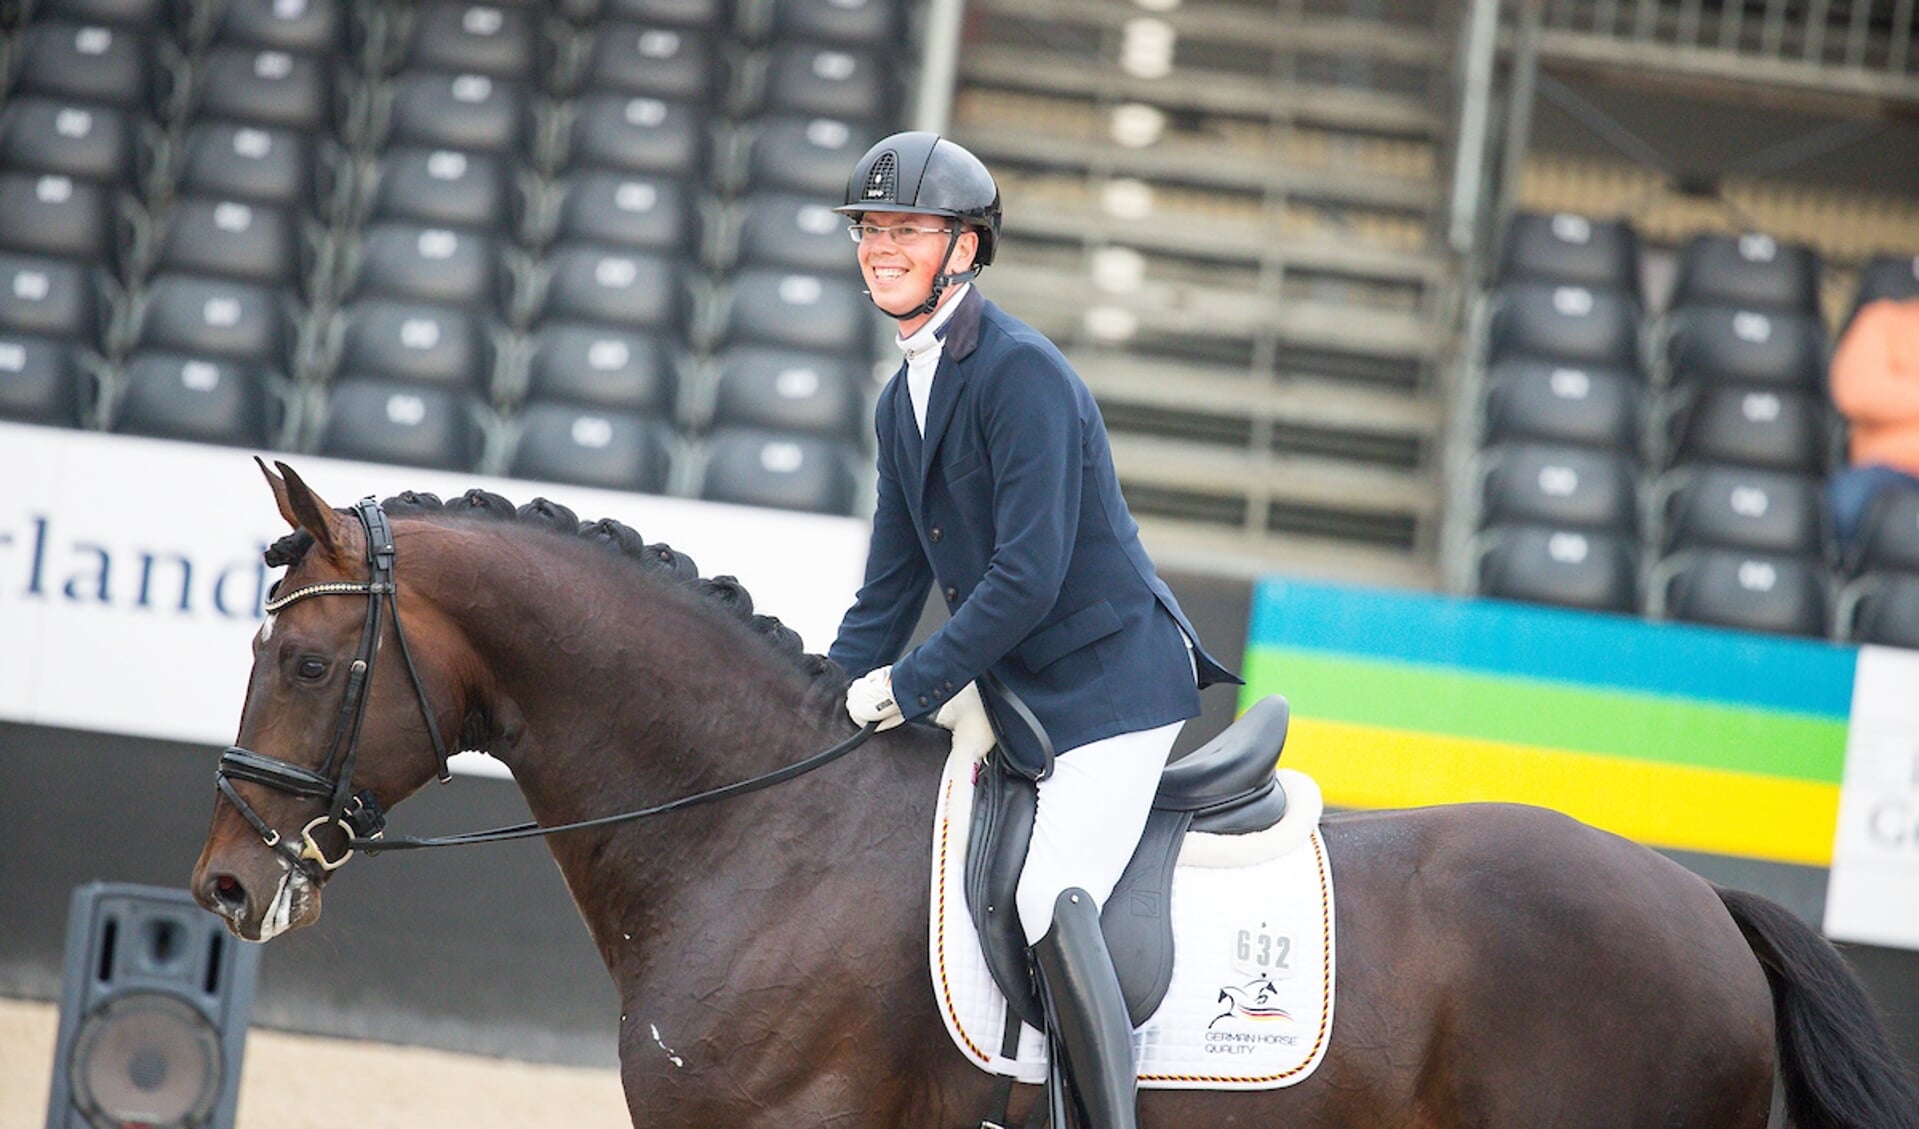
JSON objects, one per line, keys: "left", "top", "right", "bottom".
{"left": 215, "top": 497, "right": 875, "bottom": 882}
{"left": 216, "top": 497, "right": 449, "bottom": 880}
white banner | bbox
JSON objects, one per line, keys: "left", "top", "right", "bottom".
{"left": 1824, "top": 645, "right": 1919, "bottom": 949}
{"left": 0, "top": 423, "right": 869, "bottom": 765}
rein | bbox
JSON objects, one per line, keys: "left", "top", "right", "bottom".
{"left": 215, "top": 497, "right": 875, "bottom": 877}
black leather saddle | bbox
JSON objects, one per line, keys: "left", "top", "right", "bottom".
{"left": 963, "top": 695, "right": 1293, "bottom": 1031}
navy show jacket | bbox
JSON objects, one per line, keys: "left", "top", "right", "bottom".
{"left": 828, "top": 288, "right": 1240, "bottom": 773}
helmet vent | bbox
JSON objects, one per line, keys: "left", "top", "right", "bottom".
{"left": 863, "top": 151, "right": 898, "bottom": 202}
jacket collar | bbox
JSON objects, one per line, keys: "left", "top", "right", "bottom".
{"left": 938, "top": 285, "right": 985, "bottom": 362}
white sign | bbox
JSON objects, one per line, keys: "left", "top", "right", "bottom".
{"left": 0, "top": 423, "right": 869, "bottom": 768}
{"left": 1824, "top": 645, "right": 1919, "bottom": 949}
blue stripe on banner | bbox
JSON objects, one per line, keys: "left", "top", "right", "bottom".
{"left": 1248, "top": 579, "right": 1857, "bottom": 719}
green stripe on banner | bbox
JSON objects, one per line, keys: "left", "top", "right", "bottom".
{"left": 1243, "top": 646, "right": 1848, "bottom": 785}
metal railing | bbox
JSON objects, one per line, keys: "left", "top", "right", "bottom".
{"left": 1534, "top": 0, "right": 1919, "bottom": 102}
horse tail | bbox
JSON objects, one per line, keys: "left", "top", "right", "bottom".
{"left": 1716, "top": 884, "right": 1919, "bottom": 1129}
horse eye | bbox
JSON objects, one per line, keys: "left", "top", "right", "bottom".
{"left": 297, "top": 657, "right": 327, "bottom": 680}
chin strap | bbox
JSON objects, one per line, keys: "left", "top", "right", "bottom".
{"left": 869, "top": 226, "right": 981, "bottom": 320}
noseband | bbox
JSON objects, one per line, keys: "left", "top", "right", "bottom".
{"left": 216, "top": 498, "right": 451, "bottom": 881}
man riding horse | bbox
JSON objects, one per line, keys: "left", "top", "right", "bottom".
{"left": 826, "top": 131, "right": 1243, "bottom": 1129}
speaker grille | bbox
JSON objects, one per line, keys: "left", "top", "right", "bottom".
{"left": 70, "top": 992, "right": 223, "bottom": 1129}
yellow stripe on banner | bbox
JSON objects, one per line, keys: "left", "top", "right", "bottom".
{"left": 1285, "top": 717, "right": 1839, "bottom": 867}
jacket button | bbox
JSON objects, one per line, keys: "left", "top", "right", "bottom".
{"left": 918, "top": 695, "right": 929, "bottom": 707}
{"left": 929, "top": 526, "right": 943, "bottom": 543}
{"left": 943, "top": 680, "right": 953, "bottom": 690}
{"left": 943, "top": 587, "right": 958, "bottom": 603}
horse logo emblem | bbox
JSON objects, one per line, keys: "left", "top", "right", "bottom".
{"left": 1210, "top": 976, "right": 1292, "bottom": 1030}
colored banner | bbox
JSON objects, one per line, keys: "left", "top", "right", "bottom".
{"left": 1240, "top": 578, "right": 1854, "bottom": 867}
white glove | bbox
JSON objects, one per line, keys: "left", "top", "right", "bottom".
{"left": 934, "top": 681, "right": 995, "bottom": 764}
{"left": 845, "top": 666, "right": 905, "bottom": 731}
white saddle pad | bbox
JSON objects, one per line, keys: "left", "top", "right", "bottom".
{"left": 927, "top": 749, "right": 1337, "bottom": 1090}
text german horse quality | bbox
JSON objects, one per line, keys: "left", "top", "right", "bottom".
{"left": 193, "top": 463, "right": 1918, "bottom": 1128}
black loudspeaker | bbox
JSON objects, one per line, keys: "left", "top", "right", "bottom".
{"left": 46, "top": 883, "right": 260, "bottom": 1129}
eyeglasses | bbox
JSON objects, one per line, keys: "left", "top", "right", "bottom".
{"left": 847, "top": 222, "right": 954, "bottom": 246}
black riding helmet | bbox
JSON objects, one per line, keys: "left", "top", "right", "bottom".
{"left": 834, "top": 131, "right": 1001, "bottom": 318}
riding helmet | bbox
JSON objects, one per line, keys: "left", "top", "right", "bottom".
{"left": 833, "top": 132, "right": 1002, "bottom": 266}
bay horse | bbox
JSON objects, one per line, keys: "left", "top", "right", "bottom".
{"left": 193, "top": 462, "right": 1918, "bottom": 1129}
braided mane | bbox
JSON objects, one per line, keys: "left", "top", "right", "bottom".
{"left": 263, "top": 488, "right": 848, "bottom": 689}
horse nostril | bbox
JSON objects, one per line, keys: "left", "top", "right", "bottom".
{"left": 206, "top": 873, "right": 247, "bottom": 917}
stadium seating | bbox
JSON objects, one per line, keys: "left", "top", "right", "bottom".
{"left": 1849, "top": 254, "right": 1919, "bottom": 315}
{"left": 1845, "top": 488, "right": 1919, "bottom": 578}
{"left": 1669, "top": 232, "right": 1822, "bottom": 317}
{"left": 1657, "top": 549, "right": 1829, "bottom": 638}
{"left": 1479, "top": 357, "right": 1642, "bottom": 453}
{"left": 1662, "top": 306, "right": 1826, "bottom": 389}
{"left": 1485, "top": 281, "right": 1642, "bottom": 373}
{"left": 1496, "top": 211, "right": 1642, "bottom": 296}
{"left": 1477, "top": 442, "right": 1639, "bottom": 535}
{"left": 1656, "top": 464, "right": 1825, "bottom": 558}
{"left": 1845, "top": 573, "right": 1919, "bottom": 649}
{"left": 1661, "top": 383, "right": 1826, "bottom": 475}
{"left": 0, "top": 0, "right": 897, "bottom": 519}
{"left": 1476, "top": 524, "right": 1640, "bottom": 614}
{"left": 698, "top": 427, "right": 858, "bottom": 515}
{"left": 111, "top": 352, "right": 276, "bottom": 448}
{"left": 0, "top": 333, "right": 90, "bottom": 426}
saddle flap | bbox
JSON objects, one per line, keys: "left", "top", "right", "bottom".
{"left": 965, "top": 753, "right": 1044, "bottom": 1032}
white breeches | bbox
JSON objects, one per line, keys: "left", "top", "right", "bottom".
{"left": 1015, "top": 719, "right": 1184, "bottom": 945}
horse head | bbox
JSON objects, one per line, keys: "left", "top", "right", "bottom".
{"left": 192, "top": 460, "right": 471, "bottom": 941}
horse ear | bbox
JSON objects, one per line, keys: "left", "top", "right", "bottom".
{"left": 260, "top": 458, "right": 351, "bottom": 563}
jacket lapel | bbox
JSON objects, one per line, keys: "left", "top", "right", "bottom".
{"left": 916, "top": 289, "right": 986, "bottom": 496}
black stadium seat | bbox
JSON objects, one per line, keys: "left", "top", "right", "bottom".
{"left": 174, "top": 122, "right": 322, "bottom": 214}
{"left": 11, "top": 21, "right": 158, "bottom": 110}
{"left": 535, "top": 245, "right": 685, "bottom": 333}
{"left": 577, "top": 23, "right": 716, "bottom": 102}
{"left": 0, "top": 99, "right": 139, "bottom": 185}
{"left": 0, "top": 252, "right": 107, "bottom": 345}
{"left": 190, "top": 45, "right": 339, "bottom": 134}
{"left": 1663, "top": 306, "right": 1826, "bottom": 389}
{"left": 1664, "top": 383, "right": 1826, "bottom": 475}
{"left": 111, "top": 352, "right": 276, "bottom": 448}
{"left": 334, "top": 300, "right": 496, "bottom": 391}
{"left": 561, "top": 0, "right": 730, "bottom": 31}
{"left": 709, "top": 346, "right": 863, "bottom": 442}
{"left": 1670, "top": 232, "right": 1821, "bottom": 316}
{"left": 209, "top": 0, "right": 352, "bottom": 56}
{"left": 1849, "top": 254, "right": 1919, "bottom": 317}
{"left": 759, "top": 45, "right": 889, "bottom": 121}
{"left": 717, "top": 268, "right": 870, "bottom": 356}
{"left": 550, "top": 171, "right": 696, "bottom": 254}
{"left": 508, "top": 402, "right": 674, "bottom": 492}
{"left": 1485, "top": 281, "right": 1641, "bottom": 372}
{"left": 1658, "top": 465, "right": 1824, "bottom": 557}
{"left": 0, "top": 333, "right": 90, "bottom": 426}
{"left": 401, "top": 1, "right": 541, "bottom": 83}
{"left": 1476, "top": 524, "right": 1639, "bottom": 614}
{"left": 769, "top": 0, "right": 897, "bottom": 47}
{"left": 1478, "top": 442, "right": 1638, "bottom": 534}
{"left": 0, "top": 173, "right": 118, "bottom": 266}
{"left": 383, "top": 71, "right": 534, "bottom": 155}
{"left": 742, "top": 116, "right": 875, "bottom": 197}
{"left": 1479, "top": 357, "right": 1642, "bottom": 453}
{"left": 134, "top": 274, "right": 296, "bottom": 368}
{"left": 733, "top": 192, "right": 856, "bottom": 273}
{"left": 1847, "top": 487, "right": 1919, "bottom": 577}
{"left": 1659, "top": 549, "right": 1829, "bottom": 638}
{"left": 149, "top": 197, "right": 306, "bottom": 290}
{"left": 564, "top": 94, "right": 706, "bottom": 178}
{"left": 318, "top": 379, "right": 487, "bottom": 470}
{"left": 698, "top": 426, "right": 857, "bottom": 515}
{"left": 344, "top": 222, "right": 505, "bottom": 310}
{"left": 1497, "top": 211, "right": 1640, "bottom": 295}
{"left": 1848, "top": 573, "right": 1919, "bottom": 649}
{"left": 523, "top": 321, "right": 676, "bottom": 414}
{"left": 366, "top": 147, "right": 518, "bottom": 232}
